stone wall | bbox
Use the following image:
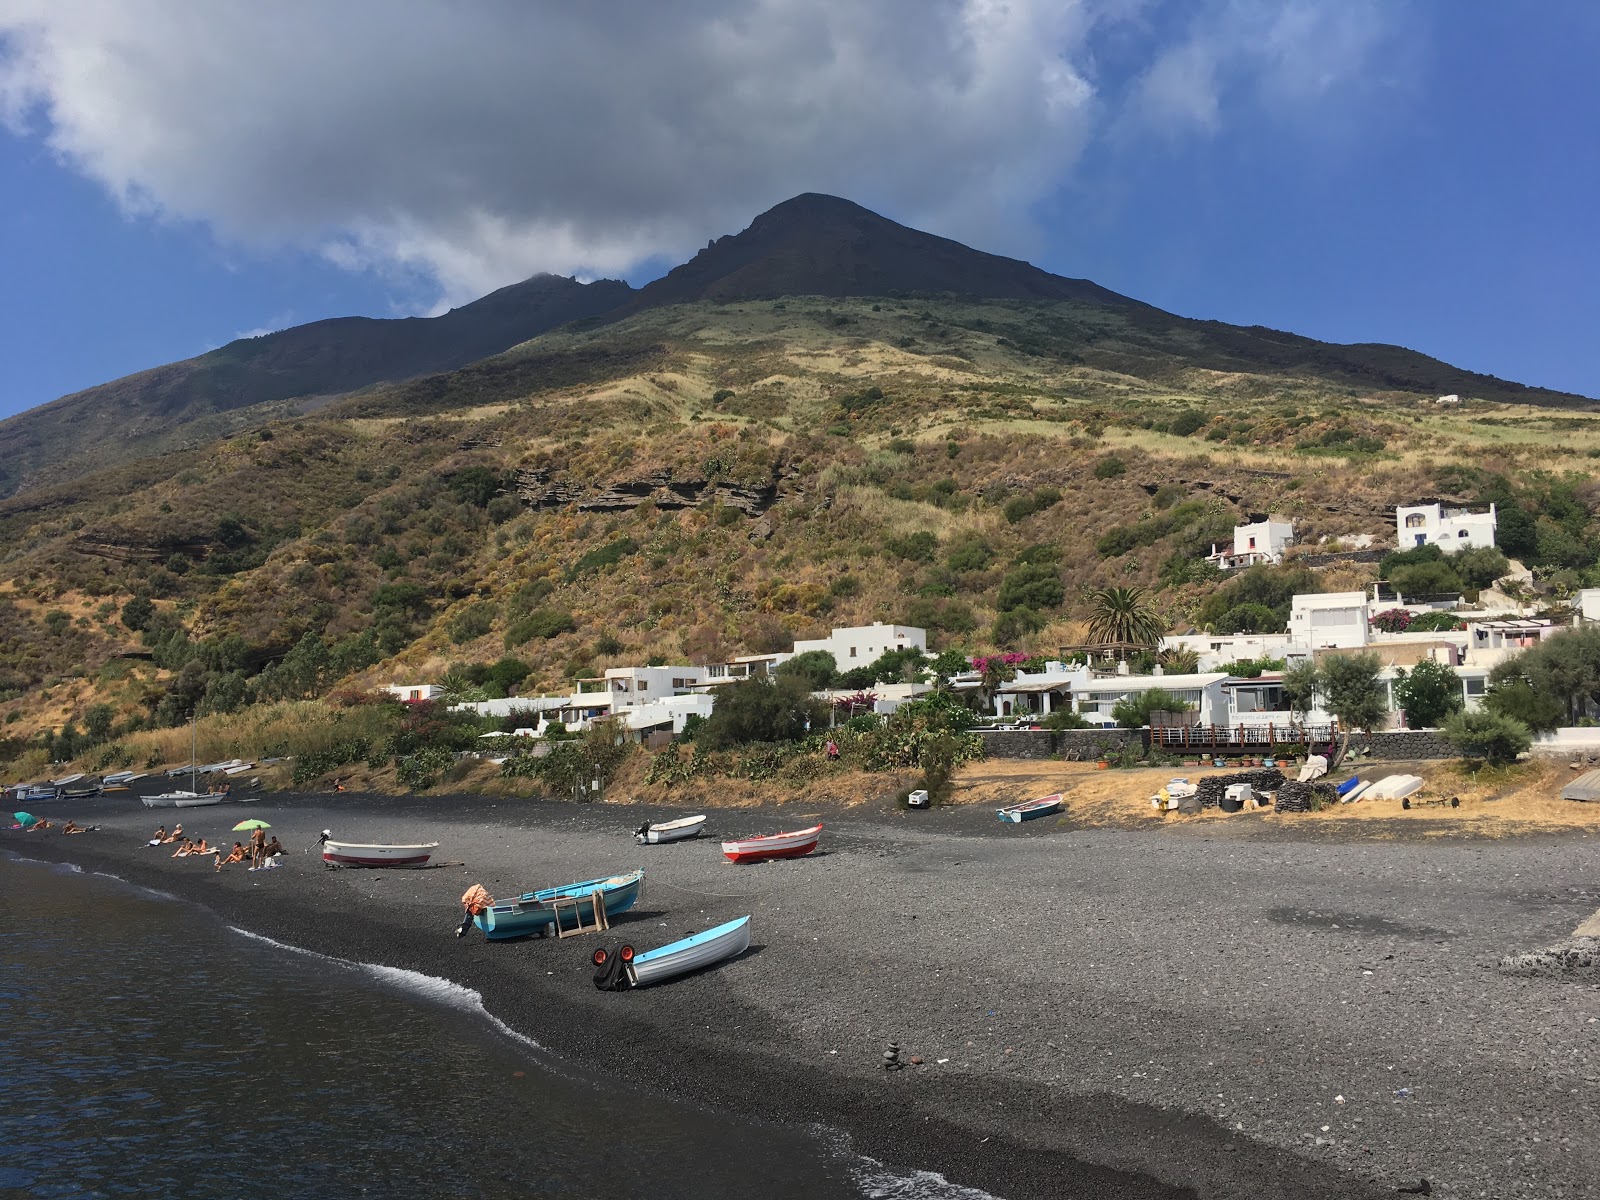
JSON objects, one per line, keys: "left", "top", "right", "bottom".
{"left": 1361, "top": 730, "right": 1454, "bottom": 760}
{"left": 978, "top": 728, "right": 1144, "bottom": 760}
{"left": 1293, "top": 548, "right": 1387, "bottom": 567}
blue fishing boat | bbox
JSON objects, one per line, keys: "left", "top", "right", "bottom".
{"left": 472, "top": 870, "right": 645, "bottom": 941}
{"left": 592, "top": 915, "right": 751, "bottom": 990}
{"left": 996, "top": 793, "right": 1063, "bottom": 823}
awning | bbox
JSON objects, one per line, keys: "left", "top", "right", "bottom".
{"left": 997, "top": 678, "right": 1074, "bottom": 694}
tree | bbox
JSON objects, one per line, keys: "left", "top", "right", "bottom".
{"left": 1281, "top": 660, "right": 1319, "bottom": 719}
{"left": 776, "top": 649, "right": 838, "bottom": 690}
{"left": 889, "top": 691, "right": 976, "bottom": 733}
{"left": 1392, "top": 660, "right": 1463, "bottom": 728}
{"left": 446, "top": 466, "right": 505, "bottom": 508}
{"left": 1491, "top": 627, "right": 1600, "bottom": 726}
{"left": 698, "top": 676, "right": 823, "bottom": 749}
{"left": 83, "top": 704, "right": 115, "bottom": 745}
{"left": 1390, "top": 560, "right": 1463, "bottom": 596}
{"left": 1214, "top": 603, "right": 1281, "bottom": 635}
{"left": 1157, "top": 647, "right": 1201, "bottom": 674}
{"left": 1319, "top": 652, "right": 1387, "bottom": 732}
{"left": 1483, "top": 679, "right": 1565, "bottom": 734}
{"left": 929, "top": 648, "right": 973, "bottom": 680}
{"left": 1440, "top": 708, "right": 1531, "bottom": 765}
{"left": 120, "top": 595, "right": 155, "bottom": 632}
{"left": 1111, "top": 687, "right": 1192, "bottom": 730}
{"left": 1084, "top": 586, "right": 1164, "bottom": 648}
{"left": 998, "top": 562, "right": 1063, "bottom": 612}
{"left": 1452, "top": 546, "right": 1510, "bottom": 589}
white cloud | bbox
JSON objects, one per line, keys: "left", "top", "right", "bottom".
{"left": 0, "top": 1, "right": 1401, "bottom": 305}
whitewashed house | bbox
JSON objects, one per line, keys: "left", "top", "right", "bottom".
{"left": 792, "top": 622, "right": 926, "bottom": 666}
{"left": 1206, "top": 519, "right": 1295, "bottom": 570}
{"left": 1160, "top": 631, "right": 1293, "bottom": 671}
{"left": 1395, "top": 503, "right": 1497, "bottom": 553}
{"left": 1288, "top": 592, "right": 1370, "bottom": 649}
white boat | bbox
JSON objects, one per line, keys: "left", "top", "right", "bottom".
{"left": 49, "top": 772, "right": 86, "bottom": 787}
{"left": 593, "top": 916, "right": 752, "bottom": 990}
{"left": 720, "top": 823, "right": 822, "bottom": 863}
{"left": 1365, "top": 774, "right": 1425, "bottom": 801}
{"left": 142, "top": 791, "right": 207, "bottom": 808}
{"left": 318, "top": 831, "right": 439, "bottom": 868}
{"left": 103, "top": 772, "right": 146, "bottom": 785}
{"left": 635, "top": 814, "right": 706, "bottom": 844}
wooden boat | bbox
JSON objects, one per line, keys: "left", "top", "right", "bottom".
{"left": 142, "top": 791, "right": 206, "bottom": 808}
{"left": 593, "top": 915, "right": 751, "bottom": 990}
{"left": 635, "top": 814, "right": 706, "bottom": 845}
{"left": 319, "top": 833, "right": 439, "bottom": 868}
{"left": 720, "top": 823, "right": 821, "bottom": 863}
{"left": 60, "top": 782, "right": 102, "bottom": 799}
{"left": 997, "top": 793, "right": 1063, "bottom": 823}
{"left": 473, "top": 870, "right": 645, "bottom": 940}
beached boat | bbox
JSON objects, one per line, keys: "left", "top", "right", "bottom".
{"left": 635, "top": 814, "right": 706, "bottom": 845}
{"left": 720, "top": 823, "right": 821, "bottom": 864}
{"left": 997, "top": 794, "right": 1063, "bottom": 823}
{"left": 593, "top": 915, "right": 751, "bottom": 991}
{"left": 319, "top": 833, "right": 439, "bottom": 868}
{"left": 473, "top": 870, "right": 645, "bottom": 940}
{"left": 1365, "top": 774, "right": 1425, "bottom": 801}
{"left": 60, "top": 781, "right": 102, "bottom": 799}
{"left": 18, "top": 784, "right": 61, "bottom": 802}
{"left": 173, "top": 794, "right": 226, "bottom": 808}
{"left": 103, "top": 771, "right": 145, "bottom": 786}
{"left": 142, "top": 790, "right": 205, "bottom": 808}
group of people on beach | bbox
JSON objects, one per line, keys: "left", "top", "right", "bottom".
{"left": 12, "top": 817, "right": 97, "bottom": 833}
{"left": 148, "top": 823, "right": 284, "bottom": 871}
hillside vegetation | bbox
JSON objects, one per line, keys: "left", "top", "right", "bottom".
{"left": 4, "top": 287, "right": 1600, "bottom": 776}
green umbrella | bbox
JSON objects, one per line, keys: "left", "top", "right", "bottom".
{"left": 232, "top": 819, "right": 271, "bottom": 831}
{"left": 13, "top": 812, "right": 36, "bottom": 827}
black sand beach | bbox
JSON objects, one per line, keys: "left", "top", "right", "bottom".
{"left": 12, "top": 790, "right": 1599, "bottom": 1200}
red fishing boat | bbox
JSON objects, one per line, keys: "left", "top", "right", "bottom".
{"left": 720, "top": 822, "right": 821, "bottom": 864}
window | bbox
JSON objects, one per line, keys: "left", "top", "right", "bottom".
{"left": 638, "top": 681, "right": 648, "bottom": 691}
{"left": 849, "top": 647, "right": 857, "bottom": 658}
{"left": 1248, "top": 536, "right": 1257, "bottom": 549}
{"left": 1457, "top": 529, "right": 1469, "bottom": 538}
{"left": 1465, "top": 677, "right": 1487, "bottom": 696}
{"left": 1405, "top": 513, "right": 1426, "bottom": 528}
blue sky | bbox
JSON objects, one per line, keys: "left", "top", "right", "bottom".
{"left": 1, "top": 2, "right": 1596, "bottom": 420}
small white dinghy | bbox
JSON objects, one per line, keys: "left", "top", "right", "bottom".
{"left": 592, "top": 916, "right": 751, "bottom": 990}
{"left": 1365, "top": 774, "right": 1425, "bottom": 801}
{"left": 635, "top": 814, "right": 706, "bottom": 845}
{"left": 317, "top": 830, "right": 439, "bottom": 868}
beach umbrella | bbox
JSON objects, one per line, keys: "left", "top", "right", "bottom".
{"left": 13, "top": 811, "right": 36, "bottom": 827}
{"left": 232, "top": 818, "right": 271, "bottom": 831}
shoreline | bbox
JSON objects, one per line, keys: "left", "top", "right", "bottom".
{"left": 10, "top": 789, "right": 1598, "bottom": 1199}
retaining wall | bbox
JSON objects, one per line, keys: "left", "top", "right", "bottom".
{"left": 1360, "top": 730, "right": 1454, "bottom": 760}
{"left": 978, "top": 728, "right": 1145, "bottom": 760}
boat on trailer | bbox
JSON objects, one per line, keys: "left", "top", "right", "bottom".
{"left": 720, "top": 823, "right": 821, "bottom": 863}
{"left": 635, "top": 814, "right": 706, "bottom": 845}
{"left": 472, "top": 870, "right": 645, "bottom": 940}
{"left": 592, "top": 915, "right": 751, "bottom": 990}
{"left": 997, "top": 794, "right": 1063, "bottom": 823}
{"left": 318, "top": 832, "right": 439, "bottom": 868}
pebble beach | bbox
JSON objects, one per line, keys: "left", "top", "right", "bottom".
{"left": 10, "top": 788, "right": 1599, "bottom": 1200}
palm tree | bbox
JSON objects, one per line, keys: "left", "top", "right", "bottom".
{"left": 1084, "top": 586, "right": 1165, "bottom": 650}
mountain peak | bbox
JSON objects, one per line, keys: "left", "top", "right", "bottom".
{"left": 625, "top": 193, "right": 1136, "bottom": 310}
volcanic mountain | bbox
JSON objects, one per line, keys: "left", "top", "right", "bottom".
{"left": 0, "top": 192, "right": 1591, "bottom": 498}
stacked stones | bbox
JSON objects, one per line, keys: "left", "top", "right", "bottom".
{"left": 1195, "top": 769, "right": 1286, "bottom": 809}
{"left": 1274, "top": 781, "right": 1339, "bottom": 813}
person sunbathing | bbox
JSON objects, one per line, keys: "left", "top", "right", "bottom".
{"left": 61, "top": 820, "right": 96, "bottom": 835}
{"left": 170, "top": 838, "right": 196, "bottom": 858}
{"left": 189, "top": 837, "right": 209, "bottom": 855}
{"left": 149, "top": 825, "right": 167, "bottom": 844}
{"left": 159, "top": 824, "right": 184, "bottom": 844}
{"left": 30, "top": 818, "right": 55, "bottom": 832}
{"left": 215, "top": 842, "right": 246, "bottom": 871}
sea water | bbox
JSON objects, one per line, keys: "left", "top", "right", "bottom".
{"left": 0, "top": 855, "right": 998, "bottom": 1199}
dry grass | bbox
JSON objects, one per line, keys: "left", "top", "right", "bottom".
{"left": 943, "top": 757, "right": 1600, "bottom": 837}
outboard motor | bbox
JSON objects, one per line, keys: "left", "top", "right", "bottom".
{"left": 591, "top": 944, "right": 635, "bottom": 991}
{"left": 634, "top": 822, "right": 652, "bottom": 844}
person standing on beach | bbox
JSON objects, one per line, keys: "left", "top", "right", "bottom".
{"left": 248, "top": 826, "right": 267, "bottom": 869}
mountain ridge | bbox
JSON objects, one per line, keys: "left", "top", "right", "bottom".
{"left": 0, "top": 192, "right": 1593, "bottom": 499}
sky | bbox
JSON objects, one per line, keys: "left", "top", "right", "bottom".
{"left": 1, "top": 1, "right": 1597, "bottom": 420}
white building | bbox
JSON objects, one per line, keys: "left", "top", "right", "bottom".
{"left": 1578, "top": 589, "right": 1600, "bottom": 625}
{"left": 1206, "top": 519, "right": 1294, "bottom": 570}
{"left": 792, "top": 622, "right": 926, "bottom": 666}
{"left": 604, "top": 666, "right": 710, "bottom": 707}
{"left": 385, "top": 684, "right": 444, "bottom": 703}
{"left": 990, "top": 663, "right": 1229, "bottom": 726}
{"left": 1288, "top": 592, "right": 1370, "bottom": 650}
{"left": 1161, "top": 631, "right": 1293, "bottom": 671}
{"left": 1395, "top": 503, "right": 1497, "bottom": 553}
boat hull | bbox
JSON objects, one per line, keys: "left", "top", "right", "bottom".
{"left": 720, "top": 824, "right": 822, "bottom": 863}
{"left": 142, "top": 792, "right": 203, "bottom": 808}
{"left": 997, "top": 795, "right": 1063, "bottom": 823}
{"left": 320, "top": 839, "right": 439, "bottom": 868}
{"left": 638, "top": 815, "right": 706, "bottom": 845}
{"left": 475, "top": 871, "right": 645, "bottom": 940}
{"left": 628, "top": 915, "right": 751, "bottom": 988}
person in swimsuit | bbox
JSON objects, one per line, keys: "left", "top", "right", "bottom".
{"left": 160, "top": 824, "right": 184, "bottom": 844}
{"left": 247, "top": 826, "right": 268, "bottom": 869}
{"left": 171, "top": 838, "right": 195, "bottom": 858}
{"left": 150, "top": 825, "right": 167, "bottom": 844}
{"left": 189, "top": 836, "right": 209, "bottom": 855}
{"left": 215, "top": 842, "right": 246, "bottom": 870}
{"left": 61, "top": 820, "right": 96, "bottom": 834}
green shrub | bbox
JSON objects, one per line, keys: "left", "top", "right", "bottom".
{"left": 1169, "top": 410, "right": 1207, "bottom": 437}
{"left": 1041, "top": 709, "right": 1090, "bottom": 730}
{"left": 1440, "top": 708, "right": 1531, "bottom": 765}
{"left": 1111, "top": 688, "right": 1192, "bottom": 729}
{"left": 447, "top": 604, "right": 495, "bottom": 645}
{"left": 1093, "top": 456, "right": 1126, "bottom": 480}
{"left": 1393, "top": 660, "right": 1464, "bottom": 728}
{"left": 504, "top": 608, "right": 576, "bottom": 648}
{"left": 997, "top": 562, "right": 1063, "bottom": 612}
{"left": 885, "top": 531, "right": 937, "bottom": 562}
{"left": 1002, "top": 495, "right": 1038, "bottom": 524}
{"left": 567, "top": 537, "right": 638, "bottom": 580}
{"left": 946, "top": 539, "right": 993, "bottom": 573}
{"left": 887, "top": 438, "right": 916, "bottom": 455}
